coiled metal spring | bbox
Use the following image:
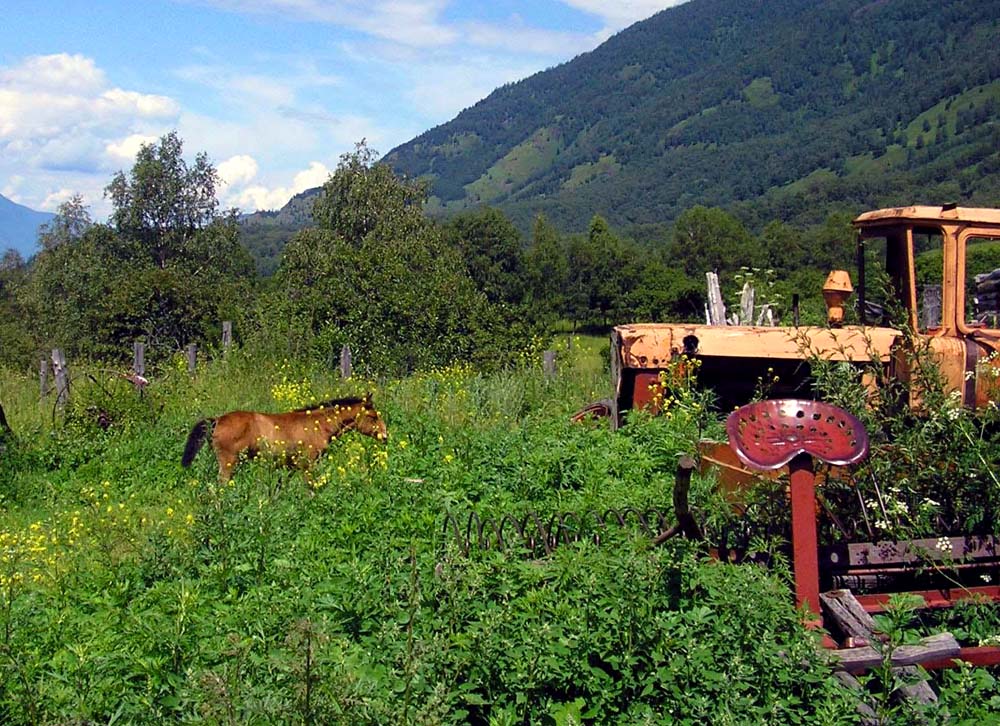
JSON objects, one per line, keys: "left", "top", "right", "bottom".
{"left": 443, "top": 507, "right": 672, "bottom": 557}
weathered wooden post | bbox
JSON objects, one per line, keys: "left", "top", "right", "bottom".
{"left": 706, "top": 272, "right": 727, "bottom": 325}
{"left": 739, "top": 282, "right": 755, "bottom": 325}
{"left": 922, "top": 285, "right": 942, "bottom": 330}
{"left": 133, "top": 341, "right": 145, "bottom": 377}
{"left": 39, "top": 358, "right": 49, "bottom": 401}
{"left": 51, "top": 348, "right": 68, "bottom": 410}
{"left": 340, "top": 344, "right": 352, "bottom": 379}
{"left": 222, "top": 321, "right": 233, "bottom": 351}
{"left": 543, "top": 350, "right": 557, "bottom": 379}
{"left": 187, "top": 343, "right": 198, "bottom": 374}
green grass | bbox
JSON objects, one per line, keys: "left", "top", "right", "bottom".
{"left": 1, "top": 347, "right": 998, "bottom": 723}
{"left": 562, "top": 154, "right": 622, "bottom": 191}
{"left": 901, "top": 79, "right": 1000, "bottom": 147}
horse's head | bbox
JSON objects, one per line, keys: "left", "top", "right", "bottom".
{"left": 355, "top": 396, "right": 387, "bottom": 441}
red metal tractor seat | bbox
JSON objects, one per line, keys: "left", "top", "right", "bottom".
{"left": 726, "top": 399, "right": 869, "bottom": 471}
{"left": 725, "top": 399, "right": 870, "bottom": 617}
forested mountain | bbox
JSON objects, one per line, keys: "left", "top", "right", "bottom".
{"left": 384, "top": 0, "right": 1000, "bottom": 235}
{"left": 239, "top": 188, "right": 322, "bottom": 275}
{"left": 0, "top": 194, "right": 53, "bottom": 261}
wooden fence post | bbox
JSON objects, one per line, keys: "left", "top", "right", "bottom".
{"left": 187, "top": 343, "right": 198, "bottom": 374}
{"left": 39, "top": 358, "right": 49, "bottom": 401}
{"left": 51, "top": 348, "right": 69, "bottom": 411}
{"left": 706, "top": 272, "right": 727, "bottom": 325}
{"left": 222, "top": 321, "right": 233, "bottom": 351}
{"left": 922, "top": 285, "right": 942, "bottom": 330}
{"left": 340, "top": 345, "right": 352, "bottom": 380}
{"left": 543, "top": 350, "right": 557, "bottom": 379}
{"left": 133, "top": 341, "right": 145, "bottom": 377}
{"left": 739, "top": 282, "right": 755, "bottom": 325}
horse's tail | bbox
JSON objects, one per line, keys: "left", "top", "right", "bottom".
{"left": 181, "top": 418, "right": 213, "bottom": 467}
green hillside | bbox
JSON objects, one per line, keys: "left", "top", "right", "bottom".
{"left": 239, "top": 187, "right": 322, "bottom": 275}
{"left": 384, "top": 0, "right": 1000, "bottom": 234}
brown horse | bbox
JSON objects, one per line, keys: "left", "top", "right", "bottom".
{"left": 181, "top": 394, "right": 387, "bottom": 481}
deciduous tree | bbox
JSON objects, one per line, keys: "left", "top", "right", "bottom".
{"left": 445, "top": 207, "right": 527, "bottom": 306}
{"left": 275, "top": 142, "right": 537, "bottom": 373}
{"left": 24, "top": 133, "right": 253, "bottom": 361}
{"left": 671, "top": 206, "right": 761, "bottom": 276}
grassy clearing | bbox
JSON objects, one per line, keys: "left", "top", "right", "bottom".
{"left": 465, "top": 127, "right": 564, "bottom": 204}
{"left": 1, "top": 343, "right": 999, "bottom": 723}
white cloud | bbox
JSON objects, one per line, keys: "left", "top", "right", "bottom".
{"left": 194, "top": 0, "right": 456, "bottom": 48}
{"left": 557, "top": 1, "right": 683, "bottom": 30}
{"left": 218, "top": 154, "right": 260, "bottom": 187}
{"left": 292, "top": 160, "right": 331, "bottom": 189}
{"left": 221, "top": 160, "right": 331, "bottom": 212}
{"left": 358, "top": 0, "right": 457, "bottom": 47}
{"left": 459, "top": 21, "right": 595, "bottom": 58}
{"left": 0, "top": 54, "right": 180, "bottom": 209}
{"left": 175, "top": 64, "right": 298, "bottom": 107}
{"left": 0, "top": 53, "right": 106, "bottom": 93}
{"left": 41, "top": 187, "right": 83, "bottom": 210}
{"left": 106, "top": 134, "right": 159, "bottom": 164}
{"left": 100, "top": 88, "right": 179, "bottom": 117}
{"left": 403, "top": 54, "right": 542, "bottom": 118}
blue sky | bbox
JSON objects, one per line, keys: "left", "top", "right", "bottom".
{"left": 1, "top": 0, "right": 684, "bottom": 218}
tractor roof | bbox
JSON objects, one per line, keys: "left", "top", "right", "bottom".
{"left": 854, "top": 205, "right": 1000, "bottom": 229}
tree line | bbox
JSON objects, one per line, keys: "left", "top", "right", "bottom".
{"left": 0, "top": 133, "right": 860, "bottom": 375}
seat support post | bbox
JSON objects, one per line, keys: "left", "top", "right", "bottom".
{"left": 789, "top": 452, "right": 821, "bottom": 616}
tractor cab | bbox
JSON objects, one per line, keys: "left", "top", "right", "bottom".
{"left": 854, "top": 205, "right": 1000, "bottom": 408}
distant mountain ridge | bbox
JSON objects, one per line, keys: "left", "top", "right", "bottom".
{"left": 0, "top": 194, "right": 54, "bottom": 260}
{"left": 239, "top": 0, "right": 1000, "bottom": 271}
{"left": 384, "top": 0, "right": 1000, "bottom": 233}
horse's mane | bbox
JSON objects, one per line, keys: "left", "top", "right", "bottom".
{"left": 293, "top": 396, "right": 368, "bottom": 413}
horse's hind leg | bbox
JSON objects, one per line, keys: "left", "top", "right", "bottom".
{"left": 212, "top": 428, "right": 241, "bottom": 482}
{"left": 212, "top": 413, "right": 254, "bottom": 482}
{"left": 215, "top": 449, "right": 239, "bottom": 482}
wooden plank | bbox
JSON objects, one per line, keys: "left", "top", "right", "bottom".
{"left": 832, "top": 632, "right": 960, "bottom": 672}
{"left": 921, "top": 284, "right": 941, "bottom": 329}
{"left": 821, "top": 589, "right": 941, "bottom": 703}
{"left": 821, "top": 535, "right": 1000, "bottom": 573}
{"left": 39, "top": 358, "right": 48, "bottom": 400}
{"left": 133, "top": 341, "right": 145, "bottom": 378}
{"left": 820, "top": 589, "right": 879, "bottom": 639}
{"left": 832, "top": 671, "right": 877, "bottom": 724}
{"left": 543, "top": 350, "right": 557, "bottom": 379}
{"left": 739, "top": 282, "right": 754, "bottom": 325}
{"left": 340, "top": 344, "right": 352, "bottom": 379}
{"left": 921, "top": 645, "right": 1000, "bottom": 670}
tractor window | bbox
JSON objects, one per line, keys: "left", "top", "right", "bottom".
{"left": 861, "top": 229, "right": 943, "bottom": 331}
{"left": 859, "top": 235, "right": 891, "bottom": 325}
{"left": 966, "top": 237, "right": 1000, "bottom": 327}
{"left": 913, "top": 230, "right": 944, "bottom": 332}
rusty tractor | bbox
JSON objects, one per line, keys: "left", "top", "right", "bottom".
{"left": 610, "top": 205, "right": 1000, "bottom": 423}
